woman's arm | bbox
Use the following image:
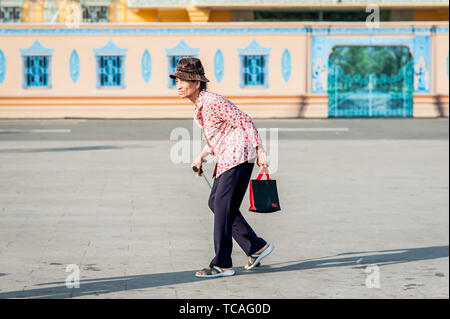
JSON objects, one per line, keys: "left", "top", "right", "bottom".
{"left": 211, "top": 96, "right": 263, "bottom": 148}
{"left": 199, "top": 145, "right": 210, "bottom": 161}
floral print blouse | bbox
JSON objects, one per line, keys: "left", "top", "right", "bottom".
{"left": 194, "top": 90, "right": 262, "bottom": 179}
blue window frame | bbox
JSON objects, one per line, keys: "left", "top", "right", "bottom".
{"left": 237, "top": 39, "right": 271, "bottom": 88}
{"left": 93, "top": 40, "right": 127, "bottom": 89}
{"left": 242, "top": 55, "right": 267, "bottom": 86}
{"left": 24, "top": 56, "right": 50, "bottom": 88}
{"left": 0, "top": 50, "right": 7, "bottom": 84}
{"left": 20, "top": 40, "right": 54, "bottom": 89}
{"left": 97, "top": 55, "right": 123, "bottom": 87}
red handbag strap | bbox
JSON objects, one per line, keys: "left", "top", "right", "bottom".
{"left": 256, "top": 167, "right": 270, "bottom": 180}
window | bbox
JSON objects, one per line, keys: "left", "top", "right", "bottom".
{"left": 97, "top": 55, "right": 123, "bottom": 87}
{"left": 242, "top": 55, "right": 267, "bottom": 87}
{"left": 20, "top": 40, "right": 54, "bottom": 89}
{"left": 23, "top": 56, "right": 50, "bottom": 88}
{"left": 0, "top": 6, "right": 21, "bottom": 23}
{"left": 237, "top": 39, "right": 271, "bottom": 88}
{"left": 82, "top": 5, "right": 109, "bottom": 23}
{"left": 93, "top": 40, "right": 127, "bottom": 89}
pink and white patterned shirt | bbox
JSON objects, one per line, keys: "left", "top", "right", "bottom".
{"left": 194, "top": 90, "right": 262, "bottom": 179}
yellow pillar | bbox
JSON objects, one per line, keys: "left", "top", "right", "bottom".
{"left": 115, "top": 0, "right": 128, "bottom": 23}
{"left": 55, "top": 0, "right": 81, "bottom": 24}
{"left": 22, "top": 0, "right": 45, "bottom": 23}
{"left": 186, "top": 6, "right": 211, "bottom": 22}
{"left": 109, "top": 0, "right": 115, "bottom": 23}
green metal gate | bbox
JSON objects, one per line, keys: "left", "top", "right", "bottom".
{"left": 328, "top": 48, "right": 414, "bottom": 118}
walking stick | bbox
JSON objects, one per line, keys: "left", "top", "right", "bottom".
{"left": 192, "top": 164, "right": 212, "bottom": 189}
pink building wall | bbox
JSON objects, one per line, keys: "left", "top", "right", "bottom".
{"left": 0, "top": 22, "right": 448, "bottom": 118}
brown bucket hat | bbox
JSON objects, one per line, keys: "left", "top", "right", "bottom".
{"left": 169, "top": 57, "right": 210, "bottom": 82}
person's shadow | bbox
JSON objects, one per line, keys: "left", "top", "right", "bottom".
{"left": 0, "top": 245, "right": 447, "bottom": 299}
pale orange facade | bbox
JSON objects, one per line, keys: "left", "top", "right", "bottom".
{"left": 0, "top": 1, "right": 448, "bottom": 119}
{"left": 0, "top": 21, "right": 448, "bottom": 119}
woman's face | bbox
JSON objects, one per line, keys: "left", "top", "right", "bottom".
{"left": 176, "top": 78, "right": 200, "bottom": 99}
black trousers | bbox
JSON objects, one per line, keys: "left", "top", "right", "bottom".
{"left": 208, "top": 161, "right": 267, "bottom": 268}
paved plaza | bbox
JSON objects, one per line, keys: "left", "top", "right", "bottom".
{"left": 0, "top": 118, "right": 448, "bottom": 299}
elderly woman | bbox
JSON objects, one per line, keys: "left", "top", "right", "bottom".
{"left": 170, "top": 57, "right": 274, "bottom": 278}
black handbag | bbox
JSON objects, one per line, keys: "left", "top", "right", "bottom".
{"left": 248, "top": 167, "right": 281, "bottom": 213}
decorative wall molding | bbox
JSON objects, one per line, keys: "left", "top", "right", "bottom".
{"left": 19, "top": 39, "right": 54, "bottom": 55}
{"left": 69, "top": 49, "right": 80, "bottom": 84}
{"left": 0, "top": 27, "right": 447, "bottom": 36}
{"left": 141, "top": 49, "right": 152, "bottom": 83}
{"left": 214, "top": 49, "right": 224, "bottom": 83}
{"left": 93, "top": 39, "right": 128, "bottom": 55}
{"left": 413, "top": 35, "right": 430, "bottom": 92}
{"left": 237, "top": 39, "right": 271, "bottom": 56}
{"left": 0, "top": 50, "right": 5, "bottom": 84}
{"left": 281, "top": 48, "right": 291, "bottom": 83}
{"left": 165, "top": 39, "right": 199, "bottom": 56}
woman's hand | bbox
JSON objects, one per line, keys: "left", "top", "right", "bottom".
{"left": 256, "top": 145, "right": 268, "bottom": 168}
{"left": 191, "top": 147, "right": 210, "bottom": 176}
{"left": 191, "top": 156, "right": 204, "bottom": 176}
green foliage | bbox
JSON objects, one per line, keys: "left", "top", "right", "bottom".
{"left": 329, "top": 46, "right": 412, "bottom": 77}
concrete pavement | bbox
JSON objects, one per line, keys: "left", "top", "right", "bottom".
{"left": 0, "top": 119, "right": 448, "bottom": 298}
